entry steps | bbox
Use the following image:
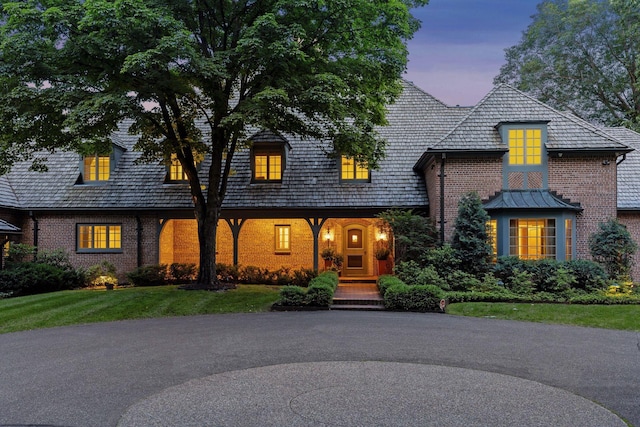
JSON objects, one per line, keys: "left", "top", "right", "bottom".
{"left": 331, "top": 277, "right": 384, "bottom": 311}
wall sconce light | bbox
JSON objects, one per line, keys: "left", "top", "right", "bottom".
{"left": 376, "top": 230, "right": 388, "bottom": 241}
{"left": 602, "top": 160, "right": 611, "bottom": 166}
{"left": 324, "top": 228, "right": 333, "bottom": 243}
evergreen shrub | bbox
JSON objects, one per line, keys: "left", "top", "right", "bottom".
{"left": 384, "top": 283, "right": 445, "bottom": 312}
{"left": 127, "top": 264, "right": 168, "bottom": 286}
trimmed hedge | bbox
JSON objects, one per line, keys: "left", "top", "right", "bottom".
{"left": 384, "top": 283, "right": 445, "bottom": 312}
{"left": 276, "top": 271, "right": 339, "bottom": 307}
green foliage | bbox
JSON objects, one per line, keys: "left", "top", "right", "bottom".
{"left": 447, "top": 270, "right": 482, "bottom": 292}
{"left": 0, "top": 262, "right": 83, "bottom": 297}
{"left": 564, "top": 260, "right": 608, "bottom": 292}
{"left": 377, "top": 209, "right": 437, "bottom": 263}
{"left": 0, "top": 0, "right": 428, "bottom": 285}
{"left": 85, "top": 260, "right": 118, "bottom": 287}
{"left": 169, "top": 263, "right": 196, "bottom": 283}
{"left": 451, "top": 192, "right": 492, "bottom": 276}
{"left": 505, "top": 269, "right": 536, "bottom": 295}
{"left": 306, "top": 283, "right": 334, "bottom": 307}
{"left": 127, "top": 265, "right": 168, "bottom": 287}
{"left": 276, "top": 271, "right": 338, "bottom": 307}
{"left": 384, "top": 283, "right": 445, "bottom": 312}
{"left": 589, "top": 219, "right": 638, "bottom": 280}
{"left": 5, "top": 243, "right": 36, "bottom": 265}
{"left": 377, "top": 275, "right": 405, "bottom": 296}
{"left": 394, "top": 261, "right": 448, "bottom": 290}
{"left": 279, "top": 286, "right": 307, "bottom": 307}
{"left": 419, "top": 244, "right": 461, "bottom": 277}
{"left": 495, "top": 0, "right": 640, "bottom": 132}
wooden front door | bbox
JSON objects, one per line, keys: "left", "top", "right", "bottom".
{"left": 343, "top": 225, "right": 367, "bottom": 276}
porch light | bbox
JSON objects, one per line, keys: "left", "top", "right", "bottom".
{"left": 324, "top": 228, "right": 333, "bottom": 243}
{"left": 377, "top": 231, "right": 388, "bottom": 241}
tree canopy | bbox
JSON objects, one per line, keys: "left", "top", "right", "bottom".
{"left": 0, "top": 0, "right": 428, "bottom": 286}
{"left": 495, "top": 0, "right": 640, "bottom": 132}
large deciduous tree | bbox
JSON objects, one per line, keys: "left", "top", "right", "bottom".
{"left": 0, "top": 0, "right": 428, "bottom": 288}
{"left": 494, "top": 0, "right": 640, "bottom": 132}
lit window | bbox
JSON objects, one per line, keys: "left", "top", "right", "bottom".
{"left": 341, "top": 156, "right": 369, "bottom": 181}
{"left": 509, "top": 218, "right": 556, "bottom": 260}
{"left": 508, "top": 129, "right": 541, "bottom": 165}
{"left": 78, "top": 224, "right": 122, "bottom": 252}
{"left": 254, "top": 152, "right": 282, "bottom": 181}
{"left": 83, "top": 154, "right": 110, "bottom": 181}
{"left": 275, "top": 225, "right": 291, "bottom": 253}
{"left": 487, "top": 219, "right": 498, "bottom": 261}
{"left": 169, "top": 154, "right": 187, "bottom": 181}
{"left": 565, "top": 219, "right": 573, "bottom": 260}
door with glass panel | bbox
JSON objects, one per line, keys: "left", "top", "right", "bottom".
{"left": 343, "top": 225, "right": 367, "bottom": 276}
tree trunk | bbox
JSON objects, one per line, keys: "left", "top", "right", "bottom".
{"left": 194, "top": 201, "right": 224, "bottom": 289}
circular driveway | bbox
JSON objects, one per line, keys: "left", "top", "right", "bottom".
{"left": 0, "top": 311, "right": 638, "bottom": 426}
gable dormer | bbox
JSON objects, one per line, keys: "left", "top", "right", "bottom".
{"left": 498, "top": 121, "right": 549, "bottom": 190}
{"left": 76, "top": 144, "right": 125, "bottom": 185}
{"left": 249, "top": 131, "right": 290, "bottom": 183}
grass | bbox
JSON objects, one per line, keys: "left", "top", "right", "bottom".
{"left": 447, "top": 302, "right": 640, "bottom": 331}
{"left": 0, "top": 285, "right": 281, "bottom": 334}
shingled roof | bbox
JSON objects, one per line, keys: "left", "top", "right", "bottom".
{"left": 0, "top": 176, "right": 19, "bottom": 209}
{"left": 611, "top": 126, "right": 640, "bottom": 210}
{"left": 425, "top": 84, "right": 630, "bottom": 154}
{"left": 2, "top": 80, "right": 464, "bottom": 213}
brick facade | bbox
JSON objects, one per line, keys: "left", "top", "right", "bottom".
{"left": 615, "top": 212, "right": 640, "bottom": 280}
{"left": 548, "top": 155, "right": 619, "bottom": 260}
{"left": 425, "top": 156, "right": 503, "bottom": 241}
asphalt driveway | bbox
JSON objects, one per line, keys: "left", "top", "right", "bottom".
{"left": 0, "top": 311, "right": 638, "bottom": 426}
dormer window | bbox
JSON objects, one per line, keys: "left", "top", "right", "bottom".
{"left": 168, "top": 154, "right": 188, "bottom": 181}
{"left": 250, "top": 130, "right": 289, "bottom": 183}
{"left": 83, "top": 154, "right": 110, "bottom": 182}
{"left": 500, "top": 122, "right": 548, "bottom": 190}
{"left": 508, "top": 129, "right": 542, "bottom": 165}
{"left": 254, "top": 150, "right": 282, "bottom": 181}
{"left": 77, "top": 144, "right": 124, "bottom": 185}
{"left": 341, "top": 156, "right": 370, "bottom": 182}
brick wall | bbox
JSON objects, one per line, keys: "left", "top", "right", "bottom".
{"left": 158, "top": 217, "right": 381, "bottom": 275}
{"left": 615, "top": 212, "right": 640, "bottom": 281}
{"left": 548, "top": 155, "right": 618, "bottom": 260}
{"left": 18, "top": 213, "right": 159, "bottom": 282}
{"left": 424, "top": 156, "right": 503, "bottom": 241}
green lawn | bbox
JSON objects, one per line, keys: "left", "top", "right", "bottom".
{"left": 447, "top": 302, "right": 640, "bottom": 331}
{"left": 0, "top": 285, "right": 281, "bottom": 334}
{"left": 3, "top": 286, "right": 639, "bottom": 334}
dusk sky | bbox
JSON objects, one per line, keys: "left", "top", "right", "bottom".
{"left": 404, "top": 0, "right": 541, "bottom": 107}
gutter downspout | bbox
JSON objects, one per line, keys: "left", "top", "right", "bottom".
{"left": 136, "top": 216, "right": 143, "bottom": 267}
{"left": 617, "top": 153, "right": 627, "bottom": 165}
{"left": 29, "top": 211, "right": 38, "bottom": 261}
{"left": 439, "top": 154, "right": 446, "bottom": 244}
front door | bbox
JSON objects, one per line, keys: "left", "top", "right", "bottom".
{"left": 343, "top": 225, "right": 367, "bottom": 276}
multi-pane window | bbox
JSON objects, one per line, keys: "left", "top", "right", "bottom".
{"left": 487, "top": 219, "right": 498, "bottom": 261}
{"left": 508, "top": 129, "right": 542, "bottom": 165}
{"left": 169, "top": 154, "right": 187, "bottom": 181}
{"left": 565, "top": 219, "right": 573, "bottom": 260}
{"left": 341, "top": 156, "right": 369, "bottom": 181}
{"left": 254, "top": 152, "right": 282, "bottom": 181}
{"left": 83, "top": 155, "right": 110, "bottom": 181}
{"left": 78, "top": 224, "right": 122, "bottom": 252}
{"left": 275, "top": 225, "right": 291, "bottom": 253}
{"left": 509, "top": 218, "right": 556, "bottom": 260}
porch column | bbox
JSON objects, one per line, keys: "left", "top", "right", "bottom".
{"left": 304, "top": 217, "right": 328, "bottom": 272}
{"left": 224, "top": 218, "right": 246, "bottom": 266}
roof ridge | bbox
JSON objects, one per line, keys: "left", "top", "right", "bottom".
{"left": 497, "top": 84, "right": 628, "bottom": 148}
{"left": 401, "top": 79, "right": 450, "bottom": 109}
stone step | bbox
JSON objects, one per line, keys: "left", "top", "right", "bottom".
{"left": 330, "top": 304, "right": 385, "bottom": 311}
{"left": 332, "top": 298, "right": 384, "bottom": 306}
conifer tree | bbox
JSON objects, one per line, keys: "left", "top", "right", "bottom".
{"left": 451, "top": 192, "right": 492, "bottom": 276}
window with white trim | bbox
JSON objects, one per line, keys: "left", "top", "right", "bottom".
{"left": 275, "top": 225, "right": 291, "bottom": 253}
